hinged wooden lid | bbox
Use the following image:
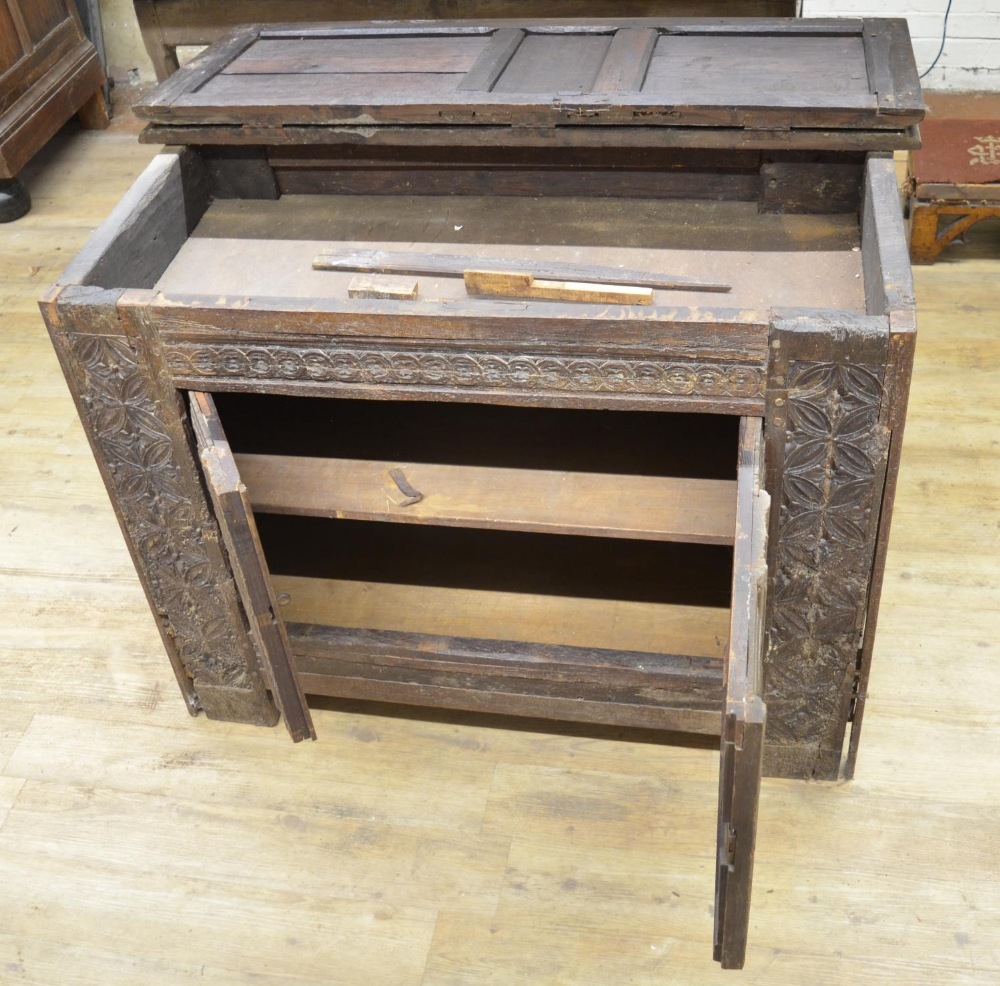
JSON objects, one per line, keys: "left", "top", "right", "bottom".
{"left": 135, "top": 18, "right": 923, "bottom": 148}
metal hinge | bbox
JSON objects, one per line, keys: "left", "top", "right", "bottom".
{"left": 724, "top": 824, "right": 737, "bottom": 867}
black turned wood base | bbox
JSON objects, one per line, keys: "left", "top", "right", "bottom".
{"left": 0, "top": 178, "right": 30, "bottom": 222}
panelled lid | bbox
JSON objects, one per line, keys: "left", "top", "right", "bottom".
{"left": 135, "top": 18, "right": 923, "bottom": 147}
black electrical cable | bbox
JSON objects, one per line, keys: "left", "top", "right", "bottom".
{"left": 919, "top": 0, "right": 954, "bottom": 80}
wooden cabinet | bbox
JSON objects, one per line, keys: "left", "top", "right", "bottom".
{"left": 42, "top": 18, "right": 921, "bottom": 967}
{"left": 0, "top": 0, "right": 107, "bottom": 220}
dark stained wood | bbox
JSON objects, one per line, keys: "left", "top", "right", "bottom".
{"left": 200, "top": 145, "right": 279, "bottom": 199}
{"left": 47, "top": 16, "right": 922, "bottom": 966}
{"left": 846, "top": 157, "right": 917, "bottom": 778}
{"left": 133, "top": 19, "right": 924, "bottom": 135}
{"left": 862, "top": 18, "right": 921, "bottom": 117}
{"left": 714, "top": 415, "right": 768, "bottom": 969}
{"left": 132, "top": 3, "right": 800, "bottom": 81}
{"left": 758, "top": 160, "right": 863, "bottom": 215}
{"left": 40, "top": 285, "right": 278, "bottom": 727}
{"left": 0, "top": 0, "right": 107, "bottom": 182}
{"left": 190, "top": 392, "right": 316, "bottom": 743}
{"left": 457, "top": 27, "right": 523, "bottom": 91}
{"left": 230, "top": 36, "right": 491, "bottom": 76}
{"left": 762, "top": 309, "right": 892, "bottom": 781}
{"left": 592, "top": 27, "right": 658, "bottom": 92}
{"left": 142, "top": 122, "right": 922, "bottom": 153}
{"left": 290, "top": 624, "right": 725, "bottom": 735}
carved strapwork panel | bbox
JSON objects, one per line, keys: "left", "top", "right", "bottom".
{"left": 763, "top": 316, "right": 891, "bottom": 780}
{"left": 162, "top": 342, "right": 765, "bottom": 407}
{"left": 59, "top": 327, "right": 276, "bottom": 724}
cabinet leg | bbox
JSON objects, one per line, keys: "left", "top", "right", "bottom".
{"left": 762, "top": 315, "right": 892, "bottom": 780}
{"left": 0, "top": 177, "right": 30, "bottom": 223}
{"left": 42, "top": 289, "right": 279, "bottom": 727}
{"left": 77, "top": 89, "right": 111, "bottom": 130}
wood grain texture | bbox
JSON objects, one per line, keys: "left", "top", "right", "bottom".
{"left": 131, "top": 18, "right": 923, "bottom": 135}
{"left": 234, "top": 452, "right": 738, "bottom": 545}
{"left": 272, "top": 574, "right": 730, "bottom": 660}
{"left": 4, "top": 125, "right": 997, "bottom": 983}
{"left": 191, "top": 392, "right": 316, "bottom": 743}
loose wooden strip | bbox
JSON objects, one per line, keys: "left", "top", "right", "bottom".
{"left": 347, "top": 275, "right": 418, "bottom": 300}
{"left": 592, "top": 27, "right": 659, "bottom": 93}
{"left": 272, "top": 575, "right": 730, "bottom": 659}
{"left": 235, "top": 453, "right": 738, "bottom": 545}
{"left": 464, "top": 270, "right": 653, "bottom": 305}
{"left": 313, "top": 249, "right": 732, "bottom": 293}
{"left": 457, "top": 27, "right": 524, "bottom": 92}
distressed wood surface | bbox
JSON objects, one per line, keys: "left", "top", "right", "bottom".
{"left": 191, "top": 392, "right": 316, "bottom": 743}
{"left": 4, "top": 122, "right": 997, "bottom": 983}
{"left": 132, "top": 18, "right": 923, "bottom": 135}
{"left": 131, "top": 2, "right": 800, "bottom": 81}
{"left": 234, "top": 452, "right": 738, "bottom": 545}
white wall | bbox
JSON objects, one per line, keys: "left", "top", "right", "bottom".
{"left": 802, "top": 1, "right": 1000, "bottom": 91}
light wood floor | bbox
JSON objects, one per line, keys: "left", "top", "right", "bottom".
{"left": 1, "top": 112, "right": 999, "bottom": 985}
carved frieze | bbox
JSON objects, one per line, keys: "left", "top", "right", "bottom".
{"left": 163, "top": 342, "right": 765, "bottom": 401}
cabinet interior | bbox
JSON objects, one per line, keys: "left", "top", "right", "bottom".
{"left": 209, "top": 392, "right": 739, "bottom": 661}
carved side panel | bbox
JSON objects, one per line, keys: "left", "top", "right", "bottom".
{"left": 763, "top": 319, "right": 891, "bottom": 780}
{"left": 55, "top": 322, "right": 276, "bottom": 725}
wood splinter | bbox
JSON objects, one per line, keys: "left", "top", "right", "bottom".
{"left": 464, "top": 270, "right": 653, "bottom": 305}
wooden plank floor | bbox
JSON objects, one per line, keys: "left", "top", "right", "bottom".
{"left": 2, "top": 109, "right": 999, "bottom": 984}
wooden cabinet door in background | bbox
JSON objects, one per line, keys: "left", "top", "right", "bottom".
{"left": 0, "top": 0, "right": 107, "bottom": 220}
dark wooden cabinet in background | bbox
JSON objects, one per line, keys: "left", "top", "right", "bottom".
{"left": 0, "top": 0, "right": 107, "bottom": 221}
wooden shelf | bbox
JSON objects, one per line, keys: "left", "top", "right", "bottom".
{"left": 271, "top": 574, "right": 729, "bottom": 659}
{"left": 237, "top": 453, "right": 737, "bottom": 545}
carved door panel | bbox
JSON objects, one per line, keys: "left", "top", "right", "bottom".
{"left": 190, "top": 391, "right": 316, "bottom": 743}
{"left": 714, "top": 416, "right": 769, "bottom": 969}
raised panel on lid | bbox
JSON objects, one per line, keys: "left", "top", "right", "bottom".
{"left": 136, "top": 18, "right": 922, "bottom": 135}
{"left": 223, "top": 36, "right": 490, "bottom": 76}
{"left": 491, "top": 34, "right": 611, "bottom": 94}
{"left": 642, "top": 34, "right": 873, "bottom": 108}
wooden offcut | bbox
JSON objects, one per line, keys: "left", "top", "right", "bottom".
{"left": 347, "top": 274, "right": 419, "bottom": 300}
{"left": 464, "top": 269, "right": 653, "bottom": 305}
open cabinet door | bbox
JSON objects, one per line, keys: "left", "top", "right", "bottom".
{"left": 190, "top": 391, "right": 316, "bottom": 743}
{"left": 714, "top": 417, "right": 769, "bottom": 969}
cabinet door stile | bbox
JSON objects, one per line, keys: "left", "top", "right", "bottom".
{"left": 189, "top": 391, "right": 316, "bottom": 743}
{"left": 713, "top": 415, "right": 769, "bottom": 969}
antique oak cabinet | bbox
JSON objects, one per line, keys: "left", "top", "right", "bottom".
{"left": 42, "top": 19, "right": 922, "bottom": 968}
{"left": 0, "top": 0, "right": 108, "bottom": 220}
